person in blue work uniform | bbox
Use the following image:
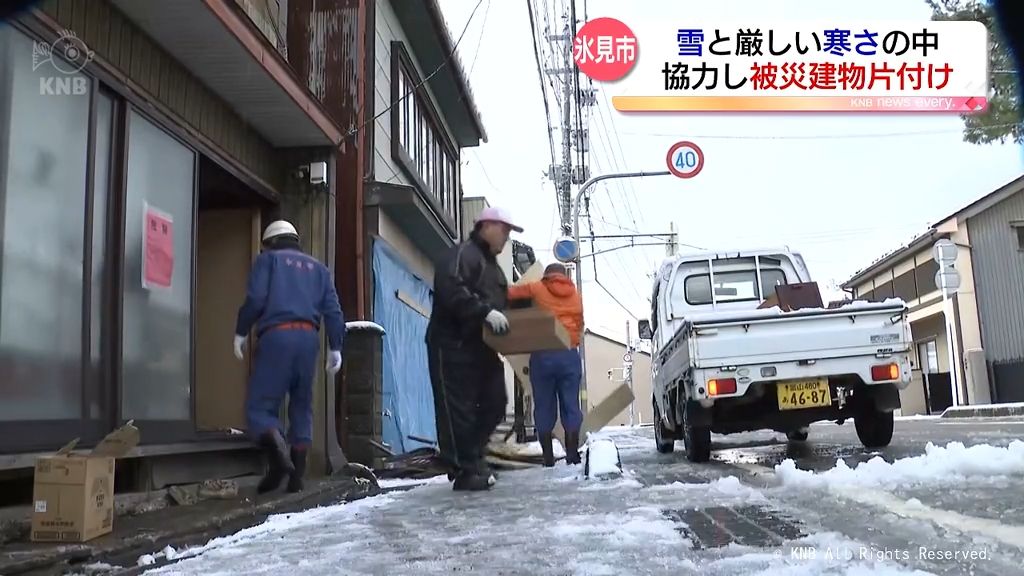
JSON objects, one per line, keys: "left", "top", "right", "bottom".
{"left": 233, "top": 220, "right": 345, "bottom": 494}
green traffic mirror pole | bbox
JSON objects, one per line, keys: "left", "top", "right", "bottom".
{"left": 571, "top": 170, "right": 672, "bottom": 416}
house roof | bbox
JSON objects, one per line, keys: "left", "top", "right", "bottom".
{"left": 392, "top": 0, "right": 488, "bottom": 146}
{"left": 841, "top": 229, "right": 940, "bottom": 288}
{"left": 842, "top": 173, "right": 1024, "bottom": 288}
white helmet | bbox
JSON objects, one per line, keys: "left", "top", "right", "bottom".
{"left": 262, "top": 220, "right": 299, "bottom": 242}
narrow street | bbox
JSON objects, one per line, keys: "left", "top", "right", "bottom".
{"left": 133, "top": 418, "right": 1024, "bottom": 576}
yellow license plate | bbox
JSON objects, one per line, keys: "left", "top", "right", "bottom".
{"left": 776, "top": 379, "right": 831, "bottom": 411}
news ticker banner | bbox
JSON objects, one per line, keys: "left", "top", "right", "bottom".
{"left": 572, "top": 19, "right": 989, "bottom": 113}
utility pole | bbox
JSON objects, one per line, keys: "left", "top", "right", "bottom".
{"left": 560, "top": 20, "right": 573, "bottom": 234}
{"left": 544, "top": 1, "right": 593, "bottom": 234}
{"left": 666, "top": 222, "right": 678, "bottom": 256}
{"left": 625, "top": 320, "right": 635, "bottom": 427}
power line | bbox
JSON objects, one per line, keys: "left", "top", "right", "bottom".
{"left": 346, "top": 0, "right": 486, "bottom": 142}
{"left": 526, "top": 0, "right": 559, "bottom": 177}
{"left": 595, "top": 278, "right": 639, "bottom": 320}
{"left": 466, "top": 0, "right": 493, "bottom": 78}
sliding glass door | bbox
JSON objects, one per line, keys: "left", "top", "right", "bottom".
{"left": 119, "top": 110, "right": 195, "bottom": 439}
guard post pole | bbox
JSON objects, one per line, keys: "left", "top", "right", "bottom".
{"left": 571, "top": 170, "right": 672, "bottom": 415}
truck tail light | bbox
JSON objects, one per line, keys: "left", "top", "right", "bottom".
{"left": 708, "top": 378, "right": 737, "bottom": 396}
{"left": 871, "top": 363, "right": 900, "bottom": 381}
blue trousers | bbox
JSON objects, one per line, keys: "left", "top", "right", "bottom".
{"left": 529, "top": 348, "right": 583, "bottom": 434}
{"left": 246, "top": 328, "right": 320, "bottom": 448}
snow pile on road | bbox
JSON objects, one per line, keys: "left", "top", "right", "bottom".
{"left": 776, "top": 440, "right": 1024, "bottom": 489}
{"left": 647, "top": 475, "right": 768, "bottom": 502}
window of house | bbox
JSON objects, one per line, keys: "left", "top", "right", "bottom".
{"left": 893, "top": 270, "right": 918, "bottom": 303}
{"left": 0, "top": 27, "right": 90, "bottom": 421}
{"left": 915, "top": 259, "right": 940, "bottom": 297}
{"left": 392, "top": 42, "right": 459, "bottom": 226}
{"left": 1013, "top": 222, "right": 1024, "bottom": 251}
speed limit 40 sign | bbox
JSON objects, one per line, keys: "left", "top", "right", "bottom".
{"left": 666, "top": 141, "right": 704, "bottom": 179}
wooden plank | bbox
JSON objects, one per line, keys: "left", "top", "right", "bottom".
{"left": 582, "top": 383, "right": 635, "bottom": 438}
{"left": 396, "top": 290, "right": 429, "bottom": 319}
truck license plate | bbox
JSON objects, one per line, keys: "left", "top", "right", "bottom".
{"left": 776, "top": 380, "right": 831, "bottom": 411}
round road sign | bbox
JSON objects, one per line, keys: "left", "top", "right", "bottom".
{"left": 932, "top": 238, "right": 958, "bottom": 264}
{"left": 553, "top": 236, "right": 580, "bottom": 263}
{"left": 935, "top": 267, "right": 961, "bottom": 294}
{"left": 666, "top": 141, "right": 704, "bottom": 179}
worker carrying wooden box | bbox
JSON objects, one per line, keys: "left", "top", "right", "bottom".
{"left": 504, "top": 263, "right": 584, "bottom": 468}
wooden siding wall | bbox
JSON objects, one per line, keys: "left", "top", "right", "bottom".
{"left": 40, "top": 0, "right": 285, "bottom": 192}
{"left": 287, "top": 0, "right": 369, "bottom": 319}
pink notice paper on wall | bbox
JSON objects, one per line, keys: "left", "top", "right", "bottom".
{"left": 143, "top": 204, "right": 174, "bottom": 289}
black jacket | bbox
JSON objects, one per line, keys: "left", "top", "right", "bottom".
{"left": 427, "top": 231, "right": 508, "bottom": 345}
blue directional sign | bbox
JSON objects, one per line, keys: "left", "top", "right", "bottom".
{"left": 553, "top": 236, "right": 580, "bottom": 263}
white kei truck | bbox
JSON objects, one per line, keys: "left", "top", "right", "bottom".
{"left": 637, "top": 248, "right": 914, "bottom": 462}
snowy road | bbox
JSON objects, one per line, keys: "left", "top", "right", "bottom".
{"left": 137, "top": 419, "right": 1024, "bottom": 576}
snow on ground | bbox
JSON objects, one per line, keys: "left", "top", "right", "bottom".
{"left": 377, "top": 475, "right": 449, "bottom": 489}
{"left": 646, "top": 475, "right": 768, "bottom": 504}
{"left": 141, "top": 494, "right": 399, "bottom": 571}
{"left": 705, "top": 532, "right": 935, "bottom": 576}
{"left": 134, "top": 429, "right": 952, "bottom": 575}
{"left": 490, "top": 437, "right": 567, "bottom": 460}
{"left": 775, "top": 440, "right": 1024, "bottom": 489}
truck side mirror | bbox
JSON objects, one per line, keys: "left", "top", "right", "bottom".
{"left": 637, "top": 319, "right": 653, "bottom": 340}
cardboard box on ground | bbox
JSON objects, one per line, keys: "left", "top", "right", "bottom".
{"left": 494, "top": 263, "right": 635, "bottom": 449}
{"left": 31, "top": 422, "right": 140, "bottom": 543}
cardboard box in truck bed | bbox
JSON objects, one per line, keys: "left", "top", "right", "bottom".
{"left": 31, "top": 422, "right": 140, "bottom": 543}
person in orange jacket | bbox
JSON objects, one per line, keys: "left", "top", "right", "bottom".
{"left": 507, "top": 262, "right": 584, "bottom": 467}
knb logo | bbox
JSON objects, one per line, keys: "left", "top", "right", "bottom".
{"left": 32, "top": 30, "right": 94, "bottom": 96}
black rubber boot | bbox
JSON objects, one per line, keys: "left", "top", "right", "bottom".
{"left": 287, "top": 448, "right": 307, "bottom": 493}
{"left": 565, "top": 430, "right": 581, "bottom": 465}
{"left": 476, "top": 459, "right": 497, "bottom": 485}
{"left": 539, "top": 433, "right": 555, "bottom": 468}
{"left": 452, "top": 471, "right": 491, "bottom": 491}
{"left": 256, "top": 430, "right": 294, "bottom": 494}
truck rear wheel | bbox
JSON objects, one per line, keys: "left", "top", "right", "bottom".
{"left": 683, "top": 406, "right": 711, "bottom": 462}
{"left": 653, "top": 399, "right": 675, "bottom": 454}
{"left": 855, "top": 408, "right": 894, "bottom": 448}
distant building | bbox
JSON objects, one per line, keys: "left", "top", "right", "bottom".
{"left": 843, "top": 175, "right": 1024, "bottom": 414}
{"left": 583, "top": 329, "right": 653, "bottom": 427}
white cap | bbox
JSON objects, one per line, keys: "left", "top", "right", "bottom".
{"left": 262, "top": 220, "right": 299, "bottom": 242}
{"left": 475, "top": 206, "right": 523, "bottom": 233}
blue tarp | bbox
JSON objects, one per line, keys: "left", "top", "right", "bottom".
{"left": 372, "top": 239, "right": 436, "bottom": 455}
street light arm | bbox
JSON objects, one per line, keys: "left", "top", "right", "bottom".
{"left": 571, "top": 170, "right": 673, "bottom": 246}
{"left": 569, "top": 169, "right": 674, "bottom": 416}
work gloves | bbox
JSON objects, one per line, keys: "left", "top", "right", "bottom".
{"left": 485, "top": 309, "right": 510, "bottom": 335}
{"left": 234, "top": 334, "right": 343, "bottom": 376}
{"left": 326, "top": 350, "right": 343, "bottom": 376}
{"left": 233, "top": 335, "right": 246, "bottom": 360}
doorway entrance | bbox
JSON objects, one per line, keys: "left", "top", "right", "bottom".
{"left": 195, "top": 156, "right": 273, "bottom": 438}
